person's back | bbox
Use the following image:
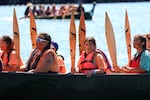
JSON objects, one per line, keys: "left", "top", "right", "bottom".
{"left": 45, "top": 6, "right": 51, "bottom": 16}
{"left": 24, "top": 6, "right": 30, "bottom": 16}
{"left": 32, "top": 5, "right": 38, "bottom": 16}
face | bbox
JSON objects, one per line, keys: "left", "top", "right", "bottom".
{"left": 146, "top": 35, "right": 150, "bottom": 49}
{"left": 0, "top": 39, "right": 8, "bottom": 51}
{"left": 133, "top": 37, "right": 142, "bottom": 49}
{"left": 36, "top": 35, "right": 49, "bottom": 50}
{"left": 84, "top": 41, "right": 96, "bottom": 54}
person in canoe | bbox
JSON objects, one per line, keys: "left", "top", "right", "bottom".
{"left": 146, "top": 33, "right": 150, "bottom": 51}
{"left": 51, "top": 41, "right": 66, "bottom": 74}
{"left": 24, "top": 6, "right": 30, "bottom": 16}
{"left": 0, "top": 35, "right": 24, "bottom": 72}
{"left": 76, "top": 1, "right": 85, "bottom": 13}
{"left": 119, "top": 34, "right": 150, "bottom": 73}
{"left": 75, "top": 36, "right": 113, "bottom": 77}
{"left": 20, "top": 33, "right": 59, "bottom": 73}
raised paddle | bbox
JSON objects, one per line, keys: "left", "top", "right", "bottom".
{"left": 69, "top": 12, "right": 76, "bottom": 73}
{"left": 125, "top": 10, "right": 131, "bottom": 63}
{"left": 78, "top": 11, "right": 86, "bottom": 55}
{"left": 29, "top": 8, "right": 37, "bottom": 49}
{"left": 13, "top": 8, "right": 20, "bottom": 70}
{"left": 105, "top": 12, "right": 119, "bottom": 72}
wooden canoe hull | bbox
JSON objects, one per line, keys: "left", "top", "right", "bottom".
{"left": 34, "top": 12, "right": 93, "bottom": 20}
{"left": 0, "top": 72, "right": 150, "bottom": 100}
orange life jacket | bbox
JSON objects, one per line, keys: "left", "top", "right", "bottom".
{"left": 79, "top": 49, "right": 111, "bottom": 73}
{"left": 79, "top": 50, "right": 97, "bottom": 73}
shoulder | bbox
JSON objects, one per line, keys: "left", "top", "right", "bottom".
{"left": 141, "top": 50, "right": 150, "bottom": 59}
{"left": 142, "top": 50, "right": 150, "bottom": 56}
{"left": 95, "top": 53, "right": 103, "bottom": 59}
{"left": 10, "top": 49, "right": 16, "bottom": 55}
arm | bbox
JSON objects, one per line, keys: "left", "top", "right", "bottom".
{"left": 95, "top": 53, "right": 107, "bottom": 72}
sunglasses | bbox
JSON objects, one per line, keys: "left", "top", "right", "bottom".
{"left": 36, "top": 38, "right": 48, "bottom": 42}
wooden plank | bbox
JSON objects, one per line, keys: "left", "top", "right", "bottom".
{"left": 78, "top": 11, "right": 86, "bottom": 55}
{"left": 69, "top": 12, "right": 76, "bottom": 73}
{"left": 125, "top": 10, "right": 131, "bottom": 63}
{"left": 13, "top": 8, "right": 20, "bottom": 69}
{"left": 105, "top": 12, "right": 119, "bottom": 72}
{"left": 29, "top": 9, "right": 37, "bottom": 49}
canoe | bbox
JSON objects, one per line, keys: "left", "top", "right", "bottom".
{"left": 34, "top": 11, "right": 93, "bottom": 20}
{"left": 0, "top": 72, "right": 150, "bottom": 100}
{"left": 19, "top": 2, "right": 96, "bottom": 20}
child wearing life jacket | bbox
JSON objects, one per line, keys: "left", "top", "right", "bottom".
{"left": 76, "top": 36, "right": 113, "bottom": 77}
{"left": 51, "top": 41, "right": 66, "bottom": 74}
{"left": 0, "top": 35, "right": 24, "bottom": 72}
{"left": 120, "top": 34, "right": 150, "bottom": 73}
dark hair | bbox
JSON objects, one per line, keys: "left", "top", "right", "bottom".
{"left": 39, "top": 32, "right": 51, "bottom": 49}
{"left": 84, "top": 36, "right": 96, "bottom": 47}
{"left": 1, "top": 35, "right": 13, "bottom": 46}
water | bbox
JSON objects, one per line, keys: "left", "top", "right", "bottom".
{"left": 0, "top": 2, "right": 150, "bottom": 73}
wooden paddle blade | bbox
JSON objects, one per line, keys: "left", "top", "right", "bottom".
{"left": 125, "top": 10, "right": 131, "bottom": 63}
{"left": 69, "top": 12, "right": 76, "bottom": 73}
{"left": 79, "top": 11, "right": 86, "bottom": 55}
{"left": 105, "top": 12, "right": 118, "bottom": 72}
{"left": 30, "top": 9, "right": 37, "bottom": 49}
{"left": 13, "top": 8, "right": 20, "bottom": 68}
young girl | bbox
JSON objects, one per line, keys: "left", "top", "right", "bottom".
{"left": 120, "top": 34, "right": 150, "bottom": 73}
{"left": 0, "top": 35, "right": 24, "bottom": 72}
{"left": 76, "top": 36, "right": 112, "bottom": 77}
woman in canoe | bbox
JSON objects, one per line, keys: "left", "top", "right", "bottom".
{"left": 20, "top": 33, "right": 59, "bottom": 73}
{"left": 75, "top": 36, "right": 113, "bottom": 77}
{"left": 0, "top": 35, "right": 24, "bottom": 72}
{"left": 51, "top": 41, "right": 66, "bottom": 74}
{"left": 146, "top": 33, "right": 150, "bottom": 51}
{"left": 119, "top": 34, "right": 150, "bottom": 73}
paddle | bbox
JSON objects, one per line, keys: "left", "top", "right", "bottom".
{"left": 69, "top": 12, "right": 76, "bottom": 73}
{"left": 125, "top": 10, "right": 131, "bottom": 63}
{"left": 105, "top": 12, "right": 119, "bottom": 72}
{"left": 78, "top": 11, "right": 86, "bottom": 55}
{"left": 29, "top": 8, "right": 37, "bottom": 49}
{"left": 13, "top": 8, "right": 20, "bottom": 70}
{"left": 90, "top": 1, "right": 96, "bottom": 16}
